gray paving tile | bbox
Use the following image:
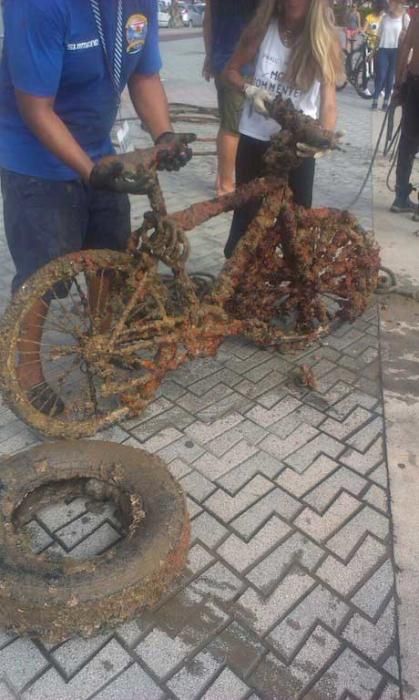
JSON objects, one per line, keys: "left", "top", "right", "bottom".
{"left": 93, "top": 663, "right": 164, "bottom": 700}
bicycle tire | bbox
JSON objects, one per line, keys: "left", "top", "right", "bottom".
{"left": 353, "top": 59, "right": 375, "bottom": 99}
{"left": 0, "top": 249, "right": 180, "bottom": 439}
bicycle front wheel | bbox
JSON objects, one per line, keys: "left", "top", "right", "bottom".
{"left": 353, "top": 58, "right": 375, "bottom": 99}
{"left": 0, "top": 250, "right": 181, "bottom": 439}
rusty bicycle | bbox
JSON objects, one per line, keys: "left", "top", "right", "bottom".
{"left": 0, "top": 96, "right": 380, "bottom": 439}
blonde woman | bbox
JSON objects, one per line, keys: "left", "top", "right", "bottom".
{"left": 222, "top": 0, "right": 343, "bottom": 257}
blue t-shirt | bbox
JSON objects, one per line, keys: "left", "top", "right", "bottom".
{"left": 211, "top": 0, "right": 258, "bottom": 74}
{"left": 0, "top": 0, "right": 162, "bottom": 180}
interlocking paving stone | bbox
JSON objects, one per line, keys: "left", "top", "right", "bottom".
{"left": 203, "top": 476, "right": 274, "bottom": 522}
{"left": 276, "top": 455, "right": 338, "bottom": 499}
{"left": 230, "top": 487, "right": 301, "bottom": 537}
{"left": 234, "top": 569, "right": 316, "bottom": 635}
{"left": 0, "top": 679, "right": 16, "bottom": 700}
{"left": 136, "top": 590, "right": 228, "bottom": 678}
{"left": 191, "top": 511, "right": 229, "bottom": 548}
{"left": 351, "top": 560, "right": 395, "bottom": 618}
{"left": 190, "top": 561, "right": 244, "bottom": 603}
{"left": 270, "top": 404, "right": 324, "bottom": 439}
{"left": 284, "top": 433, "right": 345, "bottom": 473}
{"left": 180, "top": 470, "right": 216, "bottom": 502}
{"left": 200, "top": 667, "right": 249, "bottom": 699}
{"left": 346, "top": 416, "right": 384, "bottom": 452}
{"left": 246, "top": 397, "right": 302, "bottom": 428}
{"left": 326, "top": 506, "right": 388, "bottom": 558}
{"left": 302, "top": 465, "right": 366, "bottom": 510}
{"left": 308, "top": 647, "right": 383, "bottom": 698}
{"left": 277, "top": 625, "right": 341, "bottom": 692}
{"left": 217, "top": 451, "right": 282, "bottom": 494}
{"left": 259, "top": 424, "right": 320, "bottom": 463}
{"left": 23, "top": 640, "right": 131, "bottom": 699}
{"left": 158, "top": 435, "right": 206, "bottom": 464}
{"left": 294, "top": 492, "right": 361, "bottom": 542}
{"left": 166, "top": 649, "right": 223, "bottom": 699}
{"left": 316, "top": 535, "right": 388, "bottom": 596}
{"left": 268, "top": 585, "right": 349, "bottom": 661}
{"left": 363, "top": 483, "right": 388, "bottom": 513}
{"left": 343, "top": 599, "right": 395, "bottom": 662}
{"left": 383, "top": 655, "right": 400, "bottom": 680}
{"left": 0, "top": 639, "right": 48, "bottom": 691}
{"left": 93, "top": 663, "right": 164, "bottom": 700}
{"left": 246, "top": 533, "right": 324, "bottom": 595}
{"left": 217, "top": 516, "right": 291, "bottom": 573}
{"left": 185, "top": 413, "right": 244, "bottom": 445}
{"left": 51, "top": 633, "right": 112, "bottom": 678}
{"left": 140, "top": 427, "right": 183, "bottom": 454}
{"left": 23, "top": 520, "right": 53, "bottom": 553}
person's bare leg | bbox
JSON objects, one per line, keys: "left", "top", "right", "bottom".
{"left": 216, "top": 128, "right": 239, "bottom": 196}
{"left": 16, "top": 298, "right": 48, "bottom": 390}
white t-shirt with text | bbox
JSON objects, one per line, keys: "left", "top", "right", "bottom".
{"left": 378, "top": 12, "right": 410, "bottom": 49}
{"left": 239, "top": 21, "right": 321, "bottom": 142}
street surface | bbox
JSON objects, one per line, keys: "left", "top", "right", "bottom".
{"left": 0, "top": 29, "right": 417, "bottom": 700}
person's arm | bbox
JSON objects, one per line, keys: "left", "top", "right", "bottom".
{"left": 128, "top": 73, "right": 172, "bottom": 141}
{"left": 15, "top": 92, "right": 94, "bottom": 180}
{"left": 202, "top": 0, "right": 213, "bottom": 80}
{"left": 356, "top": 11, "right": 362, "bottom": 28}
{"left": 319, "top": 82, "right": 337, "bottom": 130}
{"left": 6, "top": 1, "right": 94, "bottom": 180}
{"left": 222, "top": 37, "right": 259, "bottom": 92}
{"left": 395, "top": 14, "right": 416, "bottom": 86}
{"left": 399, "top": 11, "right": 410, "bottom": 45}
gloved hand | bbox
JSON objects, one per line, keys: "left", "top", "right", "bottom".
{"left": 89, "top": 157, "right": 156, "bottom": 194}
{"left": 296, "top": 130, "right": 345, "bottom": 159}
{"left": 244, "top": 84, "right": 274, "bottom": 116}
{"left": 154, "top": 132, "right": 196, "bottom": 172}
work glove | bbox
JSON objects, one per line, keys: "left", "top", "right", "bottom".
{"left": 244, "top": 84, "right": 275, "bottom": 116}
{"left": 154, "top": 132, "right": 196, "bottom": 172}
{"left": 89, "top": 157, "right": 156, "bottom": 194}
{"left": 296, "top": 131, "right": 345, "bottom": 159}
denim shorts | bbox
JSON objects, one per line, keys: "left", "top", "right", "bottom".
{"left": 0, "top": 169, "right": 131, "bottom": 294}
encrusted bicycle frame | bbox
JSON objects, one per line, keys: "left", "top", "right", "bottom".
{"left": 0, "top": 96, "right": 380, "bottom": 438}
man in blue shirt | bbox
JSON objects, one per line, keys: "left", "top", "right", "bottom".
{"left": 0, "top": 0, "right": 191, "bottom": 414}
{"left": 202, "top": 0, "right": 258, "bottom": 195}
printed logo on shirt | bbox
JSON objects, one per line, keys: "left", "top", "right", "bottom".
{"left": 67, "top": 39, "right": 100, "bottom": 51}
{"left": 256, "top": 70, "right": 302, "bottom": 101}
{"left": 126, "top": 14, "right": 148, "bottom": 54}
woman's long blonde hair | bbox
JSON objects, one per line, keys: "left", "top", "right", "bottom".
{"left": 239, "top": 0, "right": 344, "bottom": 91}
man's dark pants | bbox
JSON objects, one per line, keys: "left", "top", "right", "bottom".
{"left": 0, "top": 170, "right": 131, "bottom": 295}
{"left": 395, "top": 74, "right": 419, "bottom": 201}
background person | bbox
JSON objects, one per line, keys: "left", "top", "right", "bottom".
{"left": 202, "top": 0, "right": 259, "bottom": 195}
{"left": 222, "top": 0, "right": 343, "bottom": 258}
{"left": 344, "top": 2, "right": 362, "bottom": 51}
{"left": 0, "top": 0, "right": 191, "bottom": 414}
{"left": 359, "top": 0, "right": 387, "bottom": 96}
{"left": 372, "top": 0, "right": 410, "bottom": 110}
{"left": 390, "top": 13, "right": 419, "bottom": 213}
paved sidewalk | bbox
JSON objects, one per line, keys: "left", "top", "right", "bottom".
{"left": 0, "top": 38, "right": 407, "bottom": 699}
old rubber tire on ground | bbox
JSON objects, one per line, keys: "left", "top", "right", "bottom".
{"left": 0, "top": 440, "right": 189, "bottom": 642}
